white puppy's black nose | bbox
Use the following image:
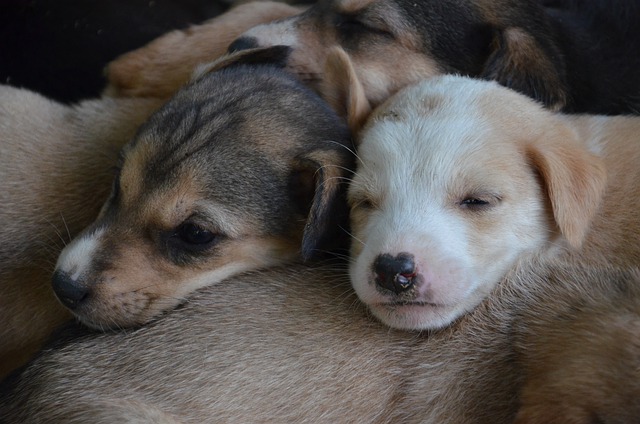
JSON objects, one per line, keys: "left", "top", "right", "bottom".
{"left": 373, "top": 253, "right": 416, "bottom": 294}
{"left": 227, "top": 36, "right": 259, "bottom": 53}
{"left": 52, "top": 270, "right": 89, "bottom": 310}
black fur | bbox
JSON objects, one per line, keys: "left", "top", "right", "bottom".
{"left": 391, "top": 0, "right": 640, "bottom": 114}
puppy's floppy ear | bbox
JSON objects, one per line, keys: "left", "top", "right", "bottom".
{"left": 481, "top": 27, "right": 568, "bottom": 111}
{"left": 526, "top": 122, "right": 606, "bottom": 248}
{"left": 290, "top": 148, "right": 353, "bottom": 261}
{"left": 321, "top": 47, "right": 372, "bottom": 135}
{"left": 193, "top": 45, "right": 291, "bottom": 79}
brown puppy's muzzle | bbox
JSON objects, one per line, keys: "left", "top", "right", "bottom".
{"left": 51, "top": 270, "right": 90, "bottom": 310}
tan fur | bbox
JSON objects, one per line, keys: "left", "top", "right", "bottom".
{"left": 104, "top": 1, "right": 303, "bottom": 99}
{"left": 2, "top": 261, "right": 639, "bottom": 423}
{"left": 0, "top": 87, "right": 165, "bottom": 379}
{"left": 0, "top": 2, "right": 302, "bottom": 379}
{"left": 514, "top": 277, "right": 640, "bottom": 424}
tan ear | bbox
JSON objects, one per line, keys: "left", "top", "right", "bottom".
{"left": 481, "top": 27, "right": 568, "bottom": 111}
{"left": 290, "top": 149, "right": 353, "bottom": 261}
{"left": 321, "top": 46, "right": 372, "bottom": 135}
{"left": 526, "top": 124, "right": 606, "bottom": 248}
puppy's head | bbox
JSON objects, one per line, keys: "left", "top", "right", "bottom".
{"left": 52, "top": 49, "right": 354, "bottom": 329}
{"left": 231, "top": 0, "right": 568, "bottom": 111}
{"left": 348, "top": 75, "right": 605, "bottom": 331}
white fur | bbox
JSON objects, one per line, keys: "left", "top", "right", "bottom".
{"left": 56, "top": 228, "right": 105, "bottom": 281}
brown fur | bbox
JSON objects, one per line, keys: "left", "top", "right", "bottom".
{"left": 1, "top": 260, "right": 639, "bottom": 423}
{"left": 0, "top": 2, "right": 304, "bottom": 379}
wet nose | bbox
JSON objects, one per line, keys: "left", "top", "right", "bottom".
{"left": 52, "top": 270, "right": 89, "bottom": 309}
{"left": 373, "top": 252, "right": 417, "bottom": 294}
{"left": 227, "top": 36, "right": 259, "bottom": 53}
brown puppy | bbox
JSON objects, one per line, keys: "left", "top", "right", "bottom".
{"left": 50, "top": 49, "right": 354, "bottom": 331}
{"left": 1, "top": 260, "right": 639, "bottom": 423}
{"left": 233, "top": 0, "right": 640, "bottom": 114}
{"left": 0, "top": 2, "right": 310, "bottom": 379}
{"left": 105, "top": 1, "right": 303, "bottom": 99}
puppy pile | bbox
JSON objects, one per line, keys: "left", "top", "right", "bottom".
{"left": 1, "top": 0, "right": 640, "bottom": 423}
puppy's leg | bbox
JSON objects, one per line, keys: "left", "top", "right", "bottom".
{"left": 104, "top": 1, "right": 302, "bottom": 99}
{"left": 515, "top": 296, "right": 640, "bottom": 424}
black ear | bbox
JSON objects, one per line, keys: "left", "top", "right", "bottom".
{"left": 194, "top": 45, "right": 291, "bottom": 77}
{"left": 480, "top": 27, "right": 568, "bottom": 111}
{"left": 290, "top": 149, "right": 353, "bottom": 261}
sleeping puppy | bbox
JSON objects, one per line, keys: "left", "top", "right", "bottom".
{"left": 2, "top": 260, "right": 639, "bottom": 423}
{"left": 0, "top": 88, "right": 165, "bottom": 380}
{"left": 232, "top": 0, "right": 640, "bottom": 114}
{"left": 0, "top": 2, "right": 311, "bottom": 379}
{"left": 104, "top": 1, "right": 304, "bottom": 99}
{"left": 340, "top": 67, "right": 640, "bottom": 332}
{"left": 50, "top": 48, "right": 354, "bottom": 331}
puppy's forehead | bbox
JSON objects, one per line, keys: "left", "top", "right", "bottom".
{"left": 118, "top": 66, "right": 348, "bottom": 222}
{"left": 335, "top": 0, "right": 376, "bottom": 13}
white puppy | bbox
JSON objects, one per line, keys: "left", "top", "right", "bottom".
{"left": 346, "top": 73, "right": 640, "bottom": 331}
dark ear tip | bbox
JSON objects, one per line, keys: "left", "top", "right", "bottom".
{"left": 238, "top": 45, "right": 292, "bottom": 68}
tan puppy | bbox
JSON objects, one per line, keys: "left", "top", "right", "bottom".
{"left": 0, "top": 2, "right": 305, "bottom": 379}
{"left": 344, "top": 72, "right": 640, "bottom": 333}
{"left": 1, "top": 260, "right": 639, "bottom": 423}
{"left": 105, "top": 1, "right": 303, "bottom": 99}
{"left": 0, "top": 88, "right": 164, "bottom": 380}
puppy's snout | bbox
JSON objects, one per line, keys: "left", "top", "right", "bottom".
{"left": 52, "top": 270, "right": 90, "bottom": 310}
{"left": 373, "top": 253, "right": 417, "bottom": 294}
{"left": 228, "top": 36, "right": 259, "bottom": 53}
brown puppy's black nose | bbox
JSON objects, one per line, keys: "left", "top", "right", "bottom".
{"left": 52, "top": 270, "right": 89, "bottom": 310}
{"left": 227, "top": 36, "right": 259, "bottom": 53}
{"left": 373, "top": 253, "right": 417, "bottom": 294}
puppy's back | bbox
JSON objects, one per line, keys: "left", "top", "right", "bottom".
{"left": 3, "top": 261, "right": 639, "bottom": 423}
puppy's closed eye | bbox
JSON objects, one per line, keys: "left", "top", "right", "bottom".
{"left": 335, "top": 14, "right": 393, "bottom": 41}
{"left": 458, "top": 194, "right": 501, "bottom": 210}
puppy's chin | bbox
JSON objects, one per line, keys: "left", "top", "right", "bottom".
{"left": 366, "top": 301, "right": 473, "bottom": 332}
{"left": 70, "top": 296, "right": 177, "bottom": 331}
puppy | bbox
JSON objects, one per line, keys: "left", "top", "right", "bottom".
{"left": 2, "top": 260, "right": 639, "bottom": 423}
{"left": 0, "top": 87, "right": 165, "bottom": 380}
{"left": 50, "top": 48, "right": 354, "bottom": 331}
{"left": 105, "top": 1, "right": 304, "bottom": 100}
{"left": 344, "top": 71, "right": 640, "bottom": 331}
{"left": 0, "top": 2, "right": 312, "bottom": 379}
{"left": 232, "top": 0, "right": 640, "bottom": 114}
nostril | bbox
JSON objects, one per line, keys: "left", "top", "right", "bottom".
{"left": 373, "top": 252, "right": 417, "bottom": 294}
{"left": 52, "top": 270, "right": 89, "bottom": 310}
{"left": 227, "top": 36, "right": 259, "bottom": 53}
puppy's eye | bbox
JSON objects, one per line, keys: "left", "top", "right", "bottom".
{"left": 173, "top": 223, "right": 218, "bottom": 250}
{"left": 461, "top": 198, "right": 489, "bottom": 206}
{"left": 336, "top": 15, "right": 392, "bottom": 39}
{"left": 459, "top": 195, "right": 499, "bottom": 210}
